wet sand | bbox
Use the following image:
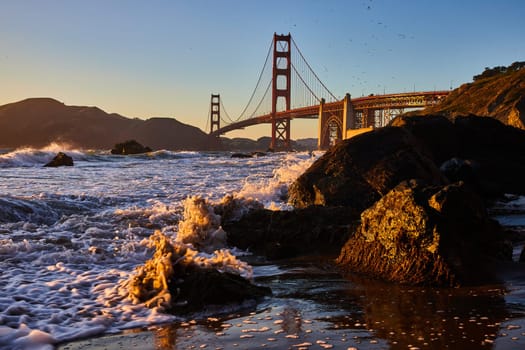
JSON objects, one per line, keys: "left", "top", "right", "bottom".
{"left": 58, "top": 258, "right": 525, "bottom": 350}
{"left": 57, "top": 307, "right": 525, "bottom": 350}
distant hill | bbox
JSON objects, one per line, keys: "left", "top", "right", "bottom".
{"left": 0, "top": 98, "right": 214, "bottom": 150}
{"left": 0, "top": 97, "right": 319, "bottom": 151}
{"left": 408, "top": 62, "right": 525, "bottom": 129}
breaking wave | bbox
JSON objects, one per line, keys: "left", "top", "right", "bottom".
{"left": 0, "top": 150, "right": 323, "bottom": 350}
{"left": 0, "top": 143, "right": 90, "bottom": 168}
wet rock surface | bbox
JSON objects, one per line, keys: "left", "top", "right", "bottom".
{"left": 228, "top": 115, "right": 525, "bottom": 286}
{"left": 336, "top": 180, "right": 512, "bottom": 286}
{"left": 111, "top": 139, "right": 152, "bottom": 155}
{"left": 44, "top": 152, "right": 74, "bottom": 167}
{"left": 392, "top": 114, "right": 525, "bottom": 196}
{"left": 288, "top": 126, "right": 444, "bottom": 212}
{"left": 224, "top": 206, "right": 359, "bottom": 260}
{"left": 127, "top": 231, "right": 270, "bottom": 314}
{"left": 127, "top": 196, "right": 274, "bottom": 314}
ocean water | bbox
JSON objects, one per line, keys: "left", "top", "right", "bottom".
{"left": 0, "top": 144, "right": 524, "bottom": 350}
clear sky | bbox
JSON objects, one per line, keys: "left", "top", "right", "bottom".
{"left": 1, "top": 0, "right": 524, "bottom": 139}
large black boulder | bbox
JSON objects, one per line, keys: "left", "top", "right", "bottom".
{"left": 111, "top": 140, "right": 152, "bottom": 155}
{"left": 336, "top": 180, "right": 511, "bottom": 286}
{"left": 392, "top": 115, "right": 525, "bottom": 196}
{"left": 390, "top": 114, "right": 458, "bottom": 164}
{"left": 223, "top": 206, "right": 359, "bottom": 260}
{"left": 289, "top": 115, "right": 525, "bottom": 213}
{"left": 44, "top": 152, "right": 74, "bottom": 167}
{"left": 288, "top": 126, "right": 445, "bottom": 212}
{"left": 453, "top": 116, "right": 525, "bottom": 196}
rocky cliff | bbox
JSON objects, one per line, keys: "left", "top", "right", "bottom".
{"left": 409, "top": 62, "right": 525, "bottom": 129}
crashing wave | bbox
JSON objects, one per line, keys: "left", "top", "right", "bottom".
{"left": 235, "top": 151, "right": 320, "bottom": 209}
{"left": 126, "top": 231, "right": 266, "bottom": 313}
{"left": 0, "top": 142, "right": 88, "bottom": 168}
{"left": 176, "top": 196, "right": 226, "bottom": 253}
{"left": 176, "top": 195, "right": 263, "bottom": 253}
{"left": 125, "top": 195, "right": 271, "bottom": 313}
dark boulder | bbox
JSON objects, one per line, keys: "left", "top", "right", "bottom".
{"left": 223, "top": 206, "right": 359, "bottom": 260}
{"left": 111, "top": 140, "right": 152, "bottom": 155}
{"left": 231, "top": 152, "right": 267, "bottom": 158}
{"left": 231, "top": 152, "right": 253, "bottom": 158}
{"left": 439, "top": 157, "right": 479, "bottom": 184}
{"left": 390, "top": 115, "right": 525, "bottom": 196}
{"left": 336, "top": 180, "right": 512, "bottom": 286}
{"left": 453, "top": 116, "right": 525, "bottom": 196}
{"left": 172, "top": 266, "right": 270, "bottom": 312}
{"left": 44, "top": 152, "right": 74, "bottom": 167}
{"left": 390, "top": 114, "right": 458, "bottom": 164}
{"left": 128, "top": 231, "right": 270, "bottom": 313}
{"left": 288, "top": 127, "right": 445, "bottom": 212}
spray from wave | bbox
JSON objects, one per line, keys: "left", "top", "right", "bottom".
{"left": 121, "top": 151, "right": 320, "bottom": 315}
{"left": 123, "top": 195, "right": 262, "bottom": 313}
{"left": 0, "top": 150, "right": 322, "bottom": 349}
{"left": 0, "top": 142, "right": 88, "bottom": 167}
{"left": 235, "top": 151, "right": 321, "bottom": 209}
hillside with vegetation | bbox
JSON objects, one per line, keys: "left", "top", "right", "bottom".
{"left": 410, "top": 62, "right": 525, "bottom": 129}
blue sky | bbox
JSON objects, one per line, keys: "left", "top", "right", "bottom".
{"left": 1, "top": 0, "right": 524, "bottom": 139}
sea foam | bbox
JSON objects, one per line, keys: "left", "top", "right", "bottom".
{"left": 0, "top": 150, "right": 321, "bottom": 349}
{"left": 0, "top": 143, "right": 88, "bottom": 168}
{"left": 235, "top": 151, "right": 320, "bottom": 209}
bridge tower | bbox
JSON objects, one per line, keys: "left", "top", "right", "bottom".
{"left": 210, "top": 94, "right": 220, "bottom": 136}
{"left": 270, "top": 33, "right": 291, "bottom": 151}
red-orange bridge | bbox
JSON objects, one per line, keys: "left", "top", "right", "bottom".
{"left": 208, "top": 34, "right": 449, "bottom": 150}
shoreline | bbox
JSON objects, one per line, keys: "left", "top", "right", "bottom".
{"left": 58, "top": 261, "right": 525, "bottom": 350}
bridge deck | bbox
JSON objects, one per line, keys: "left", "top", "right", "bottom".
{"left": 211, "top": 91, "right": 449, "bottom": 136}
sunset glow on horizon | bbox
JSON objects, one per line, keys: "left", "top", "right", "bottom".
{"left": 1, "top": 0, "right": 524, "bottom": 139}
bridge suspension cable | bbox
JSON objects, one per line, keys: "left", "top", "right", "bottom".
{"left": 219, "top": 99, "right": 235, "bottom": 124}
{"left": 223, "top": 38, "right": 274, "bottom": 123}
{"left": 214, "top": 34, "right": 340, "bottom": 131}
{"left": 246, "top": 79, "right": 272, "bottom": 119}
{"left": 290, "top": 37, "right": 338, "bottom": 106}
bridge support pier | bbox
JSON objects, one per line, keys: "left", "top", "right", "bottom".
{"left": 210, "top": 94, "right": 221, "bottom": 135}
{"left": 318, "top": 93, "right": 354, "bottom": 149}
{"left": 317, "top": 98, "right": 325, "bottom": 150}
{"left": 342, "top": 93, "right": 355, "bottom": 138}
{"left": 270, "top": 33, "right": 292, "bottom": 151}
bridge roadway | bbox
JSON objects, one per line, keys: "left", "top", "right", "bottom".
{"left": 210, "top": 90, "right": 450, "bottom": 137}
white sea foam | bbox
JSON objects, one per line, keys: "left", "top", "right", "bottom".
{"left": 0, "top": 150, "right": 323, "bottom": 349}
{"left": 0, "top": 143, "right": 89, "bottom": 168}
{"left": 176, "top": 196, "right": 226, "bottom": 252}
{"left": 235, "top": 151, "right": 320, "bottom": 209}
{"left": 114, "top": 199, "right": 182, "bottom": 228}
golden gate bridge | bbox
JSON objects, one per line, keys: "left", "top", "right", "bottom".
{"left": 207, "top": 33, "right": 449, "bottom": 150}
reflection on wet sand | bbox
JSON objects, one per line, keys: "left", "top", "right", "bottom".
{"left": 339, "top": 274, "right": 512, "bottom": 349}
{"left": 59, "top": 259, "right": 525, "bottom": 350}
{"left": 147, "top": 261, "right": 524, "bottom": 350}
